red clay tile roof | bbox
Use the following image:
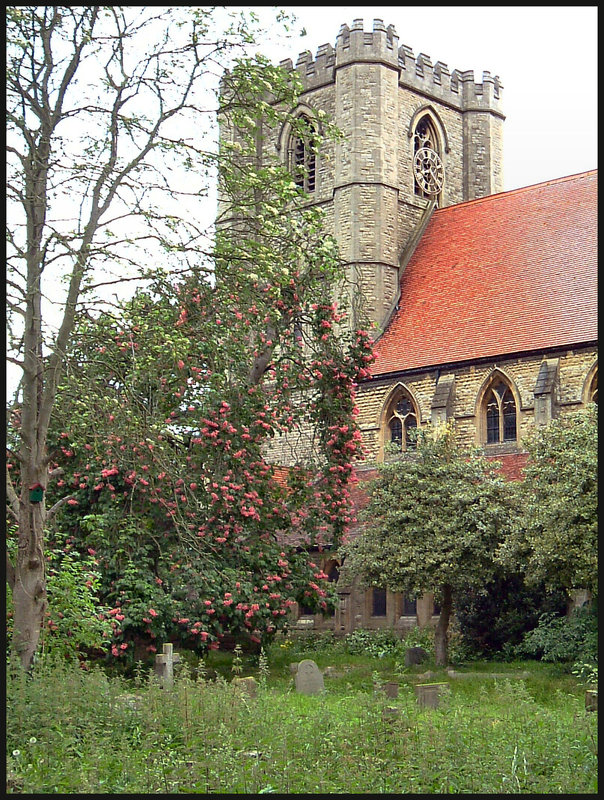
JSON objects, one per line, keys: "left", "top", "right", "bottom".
{"left": 371, "top": 171, "right": 597, "bottom": 376}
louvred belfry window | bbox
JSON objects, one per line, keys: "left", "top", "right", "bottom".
{"left": 291, "top": 115, "right": 316, "bottom": 193}
{"left": 485, "top": 381, "right": 517, "bottom": 444}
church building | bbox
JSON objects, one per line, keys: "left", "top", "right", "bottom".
{"left": 255, "top": 20, "right": 598, "bottom": 634}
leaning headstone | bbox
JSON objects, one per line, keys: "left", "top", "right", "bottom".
{"left": 404, "top": 646, "right": 429, "bottom": 666}
{"left": 154, "top": 643, "right": 181, "bottom": 689}
{"left": 415, "top": 682, "right": 449, "bottom": 709}
{"left": 295, "top": 659, "right": 324, "bottom": 695}
{"left": 233, "top": 676, "right": 258, "bottom": 698}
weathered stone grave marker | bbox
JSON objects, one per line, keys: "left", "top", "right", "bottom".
{"left": 585, "top": 689, "right": 597, "bottom": 712}
{"left": 415, "top": 682, "right": 449, "bottom": 709}
{"left": 232, "top": 676, "right": 258, "bottom": 698}
{"left": 384, "top": 681, "right": 399, "bottom": 698}
{"left": 154, "top": 642, "right": 180, "bottom": 689}
{"left": 295, "top": 659, "right": 324, "bottom": 695}
{"left": 404, "top": 646, "right": 429, "bottom": 667}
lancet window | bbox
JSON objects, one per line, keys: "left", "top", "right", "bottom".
{"left": 413, "top": 115, "right": 444, "bottom": 203}
{"left": 485, "top": 380, "right": 517, "bottom": 444}
{"left": 290, "top": 114, "right": 317, "bottom": 193}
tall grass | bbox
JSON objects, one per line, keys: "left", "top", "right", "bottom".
{"left": 6, "top": 647, "right": 597, "bottom": 794}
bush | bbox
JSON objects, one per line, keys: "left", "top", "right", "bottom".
{"left": 514, "top": 605, "right": 597, "bottom": 665}
{"left": 342, "top": 628, "right": 404, "bottom": 658}
{"left": 6, "top": 536, "right": 111, "bottom": 664}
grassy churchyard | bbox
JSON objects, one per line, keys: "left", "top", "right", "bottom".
{"left": 6, "top": 634, "right": 597, "bottom": 794}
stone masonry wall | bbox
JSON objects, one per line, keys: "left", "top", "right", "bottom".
{"left": 356, "top": 347, "right": 598, "bottom": 465}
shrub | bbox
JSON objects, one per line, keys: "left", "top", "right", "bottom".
{"left": 514, "top": 605, "right": 597, "bottom": 665}
{"left": 6, "top": 534, "right": 112, "bottom": 664}
{"left": 343, "top": 628, "right": 404, "bottom": 658}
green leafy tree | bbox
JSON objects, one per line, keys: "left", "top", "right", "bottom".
{"left": 497, "top": 405, "right": 598, "bottom": 599}
{"left": 4, "top": 4, "right": 338, "bottom": 670}
{"left": 341, "top": 424, "right": 512, "bottom": 666}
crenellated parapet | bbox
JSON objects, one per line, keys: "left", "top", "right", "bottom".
{"left": 280, "top": 18, "right": 503, "bottom": 114}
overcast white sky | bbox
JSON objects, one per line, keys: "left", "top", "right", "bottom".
{"left": 239, "top": 5, "right": 597, "bottom": 191}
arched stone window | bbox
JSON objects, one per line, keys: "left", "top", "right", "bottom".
{"left": 289, "top": 114, "right": 316, "bottom": 193}
{"left": 385, "top": 389, "right": 419, "bottom": 453}
{"left": 588, "top": 367, "right": 598, "bottom": 404}
{"left": 413, "top": 114, "right": 444, "bottom": 203}
{"left": 484, "top": 379, "right": 517, "bottom": 444}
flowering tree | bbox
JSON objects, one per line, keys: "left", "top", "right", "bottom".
{"left": 6, "top": 6, "right": 375, "bottom": 667}
{"left": 34, "top": 195, "right": 373, "bottom": 663}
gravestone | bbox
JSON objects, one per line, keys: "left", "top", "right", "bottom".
{"left": 154, "top": 643, "right": 181, "bottom": 689}
{"left": 415, "top": 682, "right": 449, "bottom": 709}
{"left": 585, "top": 689, "right": 597, "bottom": 712}
{"left": 294, "top": 659, "right": 324, "bottom": 695}
{"left": 233, "top": 676, "right": 258, "bottom": 698}
{"left": 404, "top": 646, "right": 429, "bottom": 666}
{"left": 382, "top": 706, "right": 400, "bottom": 721}
{"left": 384, "top": 681, "right": 399, "bottom": 698}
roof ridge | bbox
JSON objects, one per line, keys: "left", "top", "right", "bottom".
{"left": 434, "top": 169, "right": 597, "bottom": 214}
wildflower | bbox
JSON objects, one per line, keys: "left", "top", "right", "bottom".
{"left": 12, "top": 750, "right": 21, "bottom": 757}
{"left": 29, "top": 737, "right": 37, "bottom": 745}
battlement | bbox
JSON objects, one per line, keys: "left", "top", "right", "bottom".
{"left": 278, "top": 19, "right": 503, "bottom": 112}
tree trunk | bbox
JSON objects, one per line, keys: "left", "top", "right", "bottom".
{"left": 11, "top": 498, "right": 48, "bottom": 671}
{"left": 434, "top": 583, "right": 453, "bottom": 667}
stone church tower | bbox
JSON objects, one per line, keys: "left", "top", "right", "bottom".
{"left": 274, "top": 18, "right": 504, "bottom": 331}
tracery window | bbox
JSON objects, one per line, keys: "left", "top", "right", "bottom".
{"left": 290, "top": 114, "right": 316, "bottom": 193}
{"left": 485, "top": 380, "right": 517, "bottom": 444}
{"left": 413, "top": 115, "right": 444, "bottom": 203}
{"left": 386, "top": 391, "right": 418, "bottom": 452}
